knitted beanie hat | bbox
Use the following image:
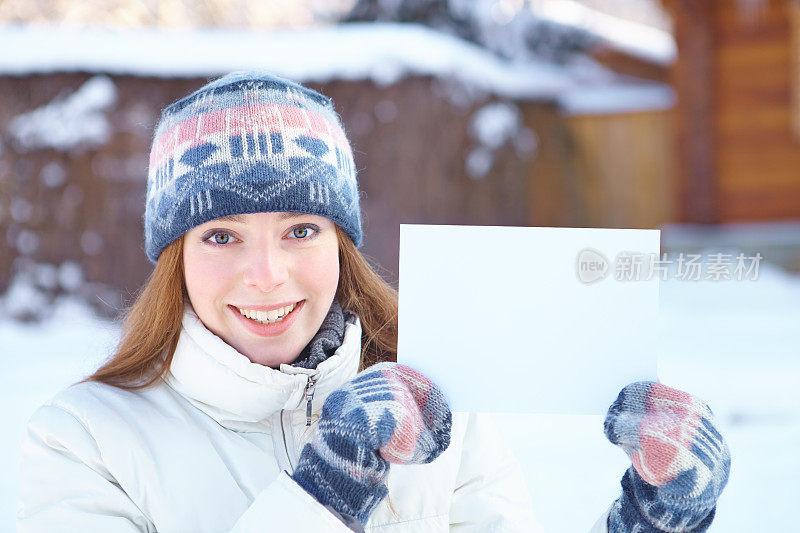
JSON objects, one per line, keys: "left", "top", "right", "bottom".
{"left": 143, "top": 71, "right": 362, "bottom": 264}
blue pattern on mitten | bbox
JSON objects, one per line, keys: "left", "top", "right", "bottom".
{"left": 605, "top": 382, "right": 730, "bottom": 532}
{"left": 292, "top": 362, "right": 452, "bottom": 526}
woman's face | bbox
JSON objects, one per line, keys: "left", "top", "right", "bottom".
{"left": 182, "top": 212, "right": 340, "bottom": 368}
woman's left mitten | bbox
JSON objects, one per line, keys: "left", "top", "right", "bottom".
{"left": 603, "top": 382, "right": 731, "bottom": 532}
{"left": 291, "top": 362, "right": 452, "bottom": 526}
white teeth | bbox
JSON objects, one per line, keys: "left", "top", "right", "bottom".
{"left": 238, "top": 303, "right": 297, "bottom": 324}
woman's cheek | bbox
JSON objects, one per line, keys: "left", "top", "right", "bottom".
{"left": 185, "top": 253, "right": 236, "bottom": 300}
{"left": 308, "top": 248, "right": 340, "bottom": 292}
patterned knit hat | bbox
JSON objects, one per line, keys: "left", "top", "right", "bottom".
{"left": 144, "top": 71, "right": 362, "bottom": 264}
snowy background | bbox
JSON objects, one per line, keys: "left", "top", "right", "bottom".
{"left": 2, "top": 0, "right": 798, "bottom": 531}
{"left": 2, "top": 253, "right": 799, "bottom": 532}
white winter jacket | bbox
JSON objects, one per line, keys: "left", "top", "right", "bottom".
{"left": 18, "top": 306, "right": 611, "bottom": 532}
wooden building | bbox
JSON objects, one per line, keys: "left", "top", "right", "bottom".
{"left": 0, "top": 20, "right": 677, "bottom": 318}
{"left": 665, "top": 0, "right": 800, "bottom": 223}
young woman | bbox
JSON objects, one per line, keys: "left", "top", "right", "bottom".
{"left": 17, "top": 71, "right": 730, "bottom": 533}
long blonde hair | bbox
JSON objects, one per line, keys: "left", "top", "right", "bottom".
{"left": 83, "top": 226, "right": 398, "bottom": 389}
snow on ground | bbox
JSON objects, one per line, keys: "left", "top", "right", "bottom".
{"left": 0, "top": 297, "right": 120, "bottom": 531}
{"left": 502, "top": 259, "right": 800, "bottom": 532}
{"left": 1, "top": 258, "right": 798, "bottom": 531}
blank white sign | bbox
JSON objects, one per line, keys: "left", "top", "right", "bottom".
{"left": 397, "top": 225, "right": 660, "bottom": 415}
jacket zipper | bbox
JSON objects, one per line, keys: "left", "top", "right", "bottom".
{"left": 304, "top": 375, "right": 318, "bottom": 427}
{"left": 280, "top": 374, "right": 319, "bottom": 471}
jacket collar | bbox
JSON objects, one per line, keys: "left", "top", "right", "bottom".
{"left": 164, "top": 304, "right": 362, "bottom": 432}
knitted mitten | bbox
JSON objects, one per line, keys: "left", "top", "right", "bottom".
{"left": 292, "top": 362, "right": 452, "bottom": 526}
{"left": 604, "top": 381, "right": 731, "bottom": 532}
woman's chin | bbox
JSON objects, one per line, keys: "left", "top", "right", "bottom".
{"left": 242, "top": 346, "right": 301, "bottom": 368}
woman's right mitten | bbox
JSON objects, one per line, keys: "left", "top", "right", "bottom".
{"left": 291, "top": 362, "right": 452, "bottom": 527}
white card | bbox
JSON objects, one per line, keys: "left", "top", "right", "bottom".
{"left": 397, "top": 225, "right": 660, "bottom": 415}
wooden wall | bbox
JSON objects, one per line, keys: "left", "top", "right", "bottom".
{"left": 666, "top": 0, "right": 800, "bottom": 222}
{"left": 0, "top": 74, "right": 550, "bottom": 316}
{"left": 715, "top": 0, "right": 800, "bottom": 220}
{"left": 0, "top": 72, "right": 679, "bottom": 319}
{"left": 566, "top": 110, "right": 676, "bottom": 229}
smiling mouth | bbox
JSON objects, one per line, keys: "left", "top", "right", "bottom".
{"left": 233, "top": 302, "right": 300, "bottom": 325}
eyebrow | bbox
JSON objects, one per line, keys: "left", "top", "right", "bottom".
{"left": 214, "top": 213, "right": 308, "bottom": 223}
{"left": 215, "top": 215, "right": 245, "bottom": 223}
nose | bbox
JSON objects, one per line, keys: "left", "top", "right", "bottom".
{"left": 240, "top": 244, "right": 290, "bottom": 293}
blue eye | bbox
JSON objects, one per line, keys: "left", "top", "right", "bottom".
{"left": 290, "top": 225, "right": 317, "bottom": 239}
{"left": 206, "top": 232, "right": 235, "bottom": 246}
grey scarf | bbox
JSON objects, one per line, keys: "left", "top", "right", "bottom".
{"left": 291, "top": 299, "right": 352, "bottom": 369}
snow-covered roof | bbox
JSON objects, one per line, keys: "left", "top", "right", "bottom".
{"left": 530, "top": 0, "right": 676, "bottom": 65}
{"left": 0, "top": 22, "right": 673, "bottom": 114}
{"left": 558, "top": 83, "right": 675, "bottom": 115}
